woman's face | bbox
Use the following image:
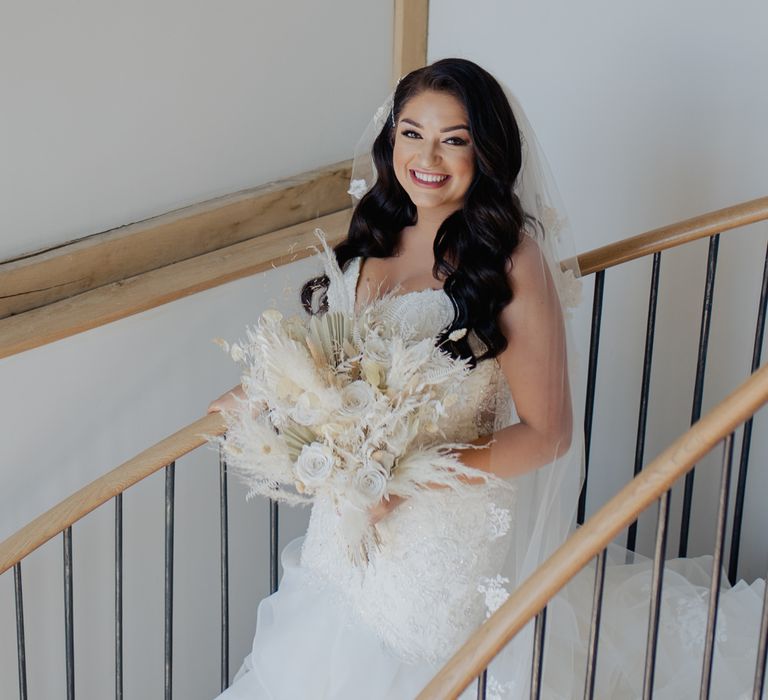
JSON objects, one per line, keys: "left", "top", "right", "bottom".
{"left": 392, "top": 89, "right": 475, "bottom": 219}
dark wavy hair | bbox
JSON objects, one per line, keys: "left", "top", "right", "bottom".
{"left": 301, "top": 58, "right": 529, "bottom": 364}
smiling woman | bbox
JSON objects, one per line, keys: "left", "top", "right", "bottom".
{"left": 212, "top": 58, "right": 583, "bottom": 700}
{"left": 302, "top": 59, "right": 529, "bottom": 367}
{"left": 393, "top": 90, "right": 476, "bottom": 220}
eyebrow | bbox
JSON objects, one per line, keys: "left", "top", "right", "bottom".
{"left": 400, "top": 118, "right": 470, "bottom": 133}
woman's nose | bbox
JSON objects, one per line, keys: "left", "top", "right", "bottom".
{"left": 417, "top": 140, "right": 440, "bottom": 167}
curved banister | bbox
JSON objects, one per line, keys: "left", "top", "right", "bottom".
{"left": 1, "top": 195, "right": 766, "bottom": 686}
{"left": 2, "top": 196, "right": 766, "bottom": 579}
{"left": 0, "top": 412, "right": 226, "bottom": 576}
{"left": 576, "top": 195, "right": 768, "bottom": 275}
{"left": 416, "top": 361, "right": 768, "bottom": 699}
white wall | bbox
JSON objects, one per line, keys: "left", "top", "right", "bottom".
{"left": 0, "top": 2, "right": 392, "bottom": 698}
{"left": 429, "top": 0, "right": 768, "bottom": 579}
{"left": 0, "top": 0, "right": 390, "bottom": 259}
{"left": 3, "top": 1, "right": 768, "bottom": 696}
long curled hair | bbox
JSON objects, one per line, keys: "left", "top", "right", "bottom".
{"left": 301, "top": 58, "right": 529, "bottom": 364}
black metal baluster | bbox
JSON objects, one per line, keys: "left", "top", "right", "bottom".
{"left": 219, "top": 448, "right": 230, "bottom": 691}
{"left": 729, "top": 241, "right": 768, "bottom": 584}
{"left": 64, "top": 526, "right": 75, "bottom": 700}
{"left": 628, "top": 252, "right": 662, "bottom": 552}
{"left": 699, "top": 434, "right": 734, "bottom": 699}
{"left": 269, "top": 500, "right": 279, "bottom": 595}
{"left": 754, "top": 562, "right": 768, "bottom": 700}
{"left": 164, "top": 463, "right": 175, "bottom": 700}
{"left": 115, "top": 494, "right": 123, "bottom": 700}
{"left": 643, "top": 491, "right": 670, "bottom": 699}
{"left": 680, "top": 234, "right": 720, "bottom": 557}
{"left": 530, "top": 607, "right": 547, "bottom": 699}
{"left": 583, "top": 549, "right": 607, "bottom": 699}
{"left": 579, "top": 270, "right": 605, "bottom": 525}
{"left": 476, "top": 667, "right": 487, "bottom": 699}
{"left": 14, "top": 562, "right": 28, "bottom": 700}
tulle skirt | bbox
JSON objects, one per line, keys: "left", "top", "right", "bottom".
{"left": 216, "top": 539, "right": 766, "bottom": 699}
{"left": 216, "top": 536, "right": 461, "bottom": 700}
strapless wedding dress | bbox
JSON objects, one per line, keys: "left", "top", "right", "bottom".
{"left": 217, "top": 257, "right": 765, "bottom": 699}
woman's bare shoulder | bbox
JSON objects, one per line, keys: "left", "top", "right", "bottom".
{"left": 503, "top": 234, "right": 550, "bottom": 297}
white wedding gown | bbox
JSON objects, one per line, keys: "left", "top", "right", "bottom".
{"left": 217, "top": 257, "right": 766, "bottom": 700}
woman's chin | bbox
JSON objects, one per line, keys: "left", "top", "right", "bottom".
{"left": 411, "top": 196, "right": 463, "bottom": 217}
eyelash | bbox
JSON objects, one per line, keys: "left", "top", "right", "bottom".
{"left": 400, "top": 129, "right": 468, "bottom": 146}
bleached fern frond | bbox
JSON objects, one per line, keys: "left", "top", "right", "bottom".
{"left": 388, "top": 443, "right": 509, "bottom": 500}
{"left": 314, "top": 229, "right": 355, "bottom": 317}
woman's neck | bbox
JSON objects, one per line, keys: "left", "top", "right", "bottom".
{"left": 399, "top": 204, "right": 459, "bottom": 255}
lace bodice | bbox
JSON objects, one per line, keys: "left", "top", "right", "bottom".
{"left": 301, "top": 256, "right": 518, "bottom": 663}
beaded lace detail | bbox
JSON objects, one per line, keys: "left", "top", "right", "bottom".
{"left": 301, "top": 256, "right": 518, "bottom": 662}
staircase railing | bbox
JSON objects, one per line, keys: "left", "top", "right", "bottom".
{"left": 1, "top": 196, "right": 767, "bottom": 699}
{"left": 422, "top": 193, "right": 768, "bottom": 698}
{"left": 575, "top": 196, "right": 768, "bottom": 573}
{"left": 418, "top": 362, "right": 768, "bottom": 699}
{"left": 0, "top": 412, "right": 227, "bottom": 699}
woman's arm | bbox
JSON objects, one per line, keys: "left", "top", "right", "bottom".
{"left": 458, "top": 236, "right": 572, "bottom": 478}
{"left": 371, "top": 237, "right": 572, "bottom": 521}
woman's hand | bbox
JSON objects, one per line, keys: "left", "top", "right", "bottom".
{"left": 368, "top": 494, "right": 405, "bottom": 525}
{"left": 207, "top": 384, "right": 245, "bottom": 414}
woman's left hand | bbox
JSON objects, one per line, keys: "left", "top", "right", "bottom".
{"left": 368, "top": 494, "right": 405, "bottom": 525}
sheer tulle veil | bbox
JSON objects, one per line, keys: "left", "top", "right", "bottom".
{"left": 348, "top": 67, "right": 587, "bottom": 690}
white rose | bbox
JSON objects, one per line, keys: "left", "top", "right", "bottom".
{"left": 364, "top": 333, "right": 389, "bottom": 361}
{"left": 340, "top": 380, "right": 375, "bottom": 415}
{"left": 291, "top": 392, "right": 326, "bottom": 426}
{"left": 295, "top": 442, "right": 335, "bottom": 488}
{"left": 370, "top": 449, "right": 396, "bottom": 476}
{"left": 353, "top": 466, "right": 388, "bottom": 505}
{"left": 347, "top": 178, "right": 369, "bottom": 200}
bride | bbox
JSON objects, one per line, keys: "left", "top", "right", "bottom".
{"left": 208, "top": 58, "right": 764, "bottom": 699}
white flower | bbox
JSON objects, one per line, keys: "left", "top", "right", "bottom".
{"left": 229, "top": 342, "right": 245, "bottom": 363}
{"left": 347, "top": 178, "right": 369, "bottom": 200}
{"left": 363, "top": 331, "right": 390, "bottom": 361}
{"left": 383, "top": 418, "right": 415, "bottom": 456}
{"left": 370, "top": 449, "right": 396, "bottom": 475}
{"left": 340, "top": 380, "right": 375, "bottom": 415}
{"left": 261, "top": 309, "right": 283, "bottom": 324}
{"left": 353, "top": 466, "right": 388, "bottom": 504}
{"left": 290, "top": 392, "right": 327, "bottom": 426}
{"left": 295, "top": 442, "right": 335, "bottom": 487}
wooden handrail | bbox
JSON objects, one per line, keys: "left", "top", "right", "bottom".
{"left": 0, "top": 209, "right": 350, "bottom": 360}
{"left": 0, "top": 412, "right": 226, "bottom": 576}
{"left": 0, "top": 160, "right": 352, "bottom": 318}
{"left": 2, "top": 197, "right": 766, "bottom": 573}
{"left": 2, "top": 193, "right": 764, "bottom": 360}
{"left": 577, "top": 195, "right": 768, "bottom": 275}
{"left": 417, "top": 362, "right": 768, "bottom": 699}
{"left": 1, "top": 195, "right": 766, "bottom": 650}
